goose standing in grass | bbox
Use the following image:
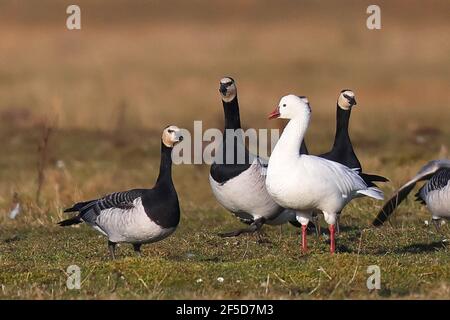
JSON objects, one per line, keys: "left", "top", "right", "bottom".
{"left": 303, "top": 90, "right": 389, "bottom": 233}
{"left": 266, "top": 95, "right": 384, "bottom": 253}
{"left": 373, "top": 159, "right": 450, "bottom": 237}
{"left": 59, "top": 126, "right": 183, "bottom": 259}
{"left": 209, "top": 77, "right": 298, "bottom": 238}
{"left": 319, "top": 89, "right": 388, "bottom": 183}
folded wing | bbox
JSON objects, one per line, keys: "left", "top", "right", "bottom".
{"left": 60, "top": 189, "right": 144, "bottom": 226}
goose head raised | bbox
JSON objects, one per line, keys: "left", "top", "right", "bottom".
{"left": 219, "top": 77, "right": 237, "bottom": 103}
{"left": 269, "top": 94, "right": 311, "bottom": 120}
{"left": 162, "top": 125, "right": 184, "bottom": 148}
{"left": 338, "top": 89, "right": 357, "bottom": 110}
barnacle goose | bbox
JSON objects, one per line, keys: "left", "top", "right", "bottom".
{"left": 302, "top": 90, "right": 388, "bottom": 234}
{"left": 59, "top": 126, "right": 183, "bottom": 259}
{"left": 319, "top": 89, "right": 388, "bottom": 184}
{"left": 373, "top": 159, "right": 450, "bottom": 236}
{"left": 209, "top": 77, "right": 298, "bottom": 239}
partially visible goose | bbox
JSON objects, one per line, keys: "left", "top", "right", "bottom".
{"left": 210, "top": 77, "right": 298, "bottom": 238}
{"left": 319, "top": 90, "right": 360, "bottom": 169}
{"left": 319, "top": 89, "right": 388, "bottom": 185}
{"left": 373, "top": 159, "right": 450, "bottom": 234}
{"left": 266, "top": 95, "right": 384, "bottom": 253}
{"left": 303, "top": 90, "right": 388, "bottom": 233}
{"left": 59, "top": 126, "right": 183, "bottom": 259}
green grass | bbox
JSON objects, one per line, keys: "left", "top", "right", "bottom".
{"left": 1, "top": 215, "right": 449, "bottom": 299}
{"left": 0, "top": 0, "right": 449, "bottom": 300}
{"left": 0, "top": 127, "right": 449, "bottom": 299}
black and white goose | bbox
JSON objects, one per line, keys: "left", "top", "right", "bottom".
{"left": 319, "top": 89, "right": 388, "bottom": 185}
{"left": 209, "top": 77, "right": 297, "bottom": 238}
{"left": 373, "top": 159, "right": 450, "bottom": 233}
{"left": 59, "top": 126, "right": 183, "bottom": 259}
{"left": 301, "top": 90, "right": 388, "bottom": 233}
{"left": 266, "top": 95, "right": 384, "bottom": 253}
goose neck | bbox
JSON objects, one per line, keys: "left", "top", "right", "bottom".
{"left": 333, "top": 105, "right": 351, "bottom": 148}
{"left": 274, "top": 116, "right": 309, "bottom": 157}
{"left": 156, "top": 142, "right": 174, "bottom": 188}
{"left": 223, "top": 97, "right": 241, "bottom": 130}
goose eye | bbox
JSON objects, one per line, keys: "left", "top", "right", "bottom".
{"left": 283, "top": 104, "right": 286, "bottom": 107}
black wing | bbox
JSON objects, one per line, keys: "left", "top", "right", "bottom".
{"left": 360, "top": 172, "right": 389, "bottom": 187}
{"left": 372, "top": 181, "right": 418, "bottom": 226}
{"left": 414, "top": 185, "right": 427, "bottom": 205}
{"left": 360, "top": 173, "right": 389, "bottom": 183}
{"left": 59, "top": 189, "right": 144, "bottom": 226}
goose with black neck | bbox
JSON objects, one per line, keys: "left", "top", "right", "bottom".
{"left": 301, "top": 90, "right": 388, "bottom": 234}
{"left": 59, "top": 126, "right": 183, "bottom": 259}
{"left": 320, "top": 89, "right": 388, "bottom": 185}
{"left": 209, "top": 77, "right": 298, "bottom": 238}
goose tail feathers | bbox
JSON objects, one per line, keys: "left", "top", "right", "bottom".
{"left": 64, "top": 200, "right": 94, "bottom": 213}
{"left": 57, "top": 216, "right": 83, "bottom": 227}
{"left": 357, "top": 187, "right": 384, "bottom": 200}
{"left": 360, "top": 173, "right": 389, "bottom": 183}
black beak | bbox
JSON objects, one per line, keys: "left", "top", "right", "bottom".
{"left": 219, "top": 83, "right": 228, "bottom": 95}
{"left": 343, "top": 94, "right": 357, "bottom": 107}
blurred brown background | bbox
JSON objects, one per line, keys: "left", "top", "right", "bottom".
{"left": 1, "top": 0, "right": 449, "bottom": 129}
{"left": 0, "top": 0, "right": 449, "bottom": 208}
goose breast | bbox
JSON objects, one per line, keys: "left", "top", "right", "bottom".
{"left": 209, "top": 159, "right": 282, "bottom": 221}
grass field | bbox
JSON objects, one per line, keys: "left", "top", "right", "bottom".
{"left": 0, "top": 0, "right": 450, "bottom": 299}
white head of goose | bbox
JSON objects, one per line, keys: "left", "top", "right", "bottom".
{"left": 266, "top": 95, "right": 384, "bottom": 254}
{"left": 373, "top": 159, "right": 450, "bottom": 237}
{"left": 59, "top": 126, "right": 183, "bottom": 259}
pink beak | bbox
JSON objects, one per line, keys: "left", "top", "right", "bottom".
{"left": 268, "top": 106, "right": 280, "bottom": 119}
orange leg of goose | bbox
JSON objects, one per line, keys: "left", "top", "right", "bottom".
{"left": 301, "top": 224, "right": 308, "bottom": 252}
{"left": 329, "top": 224, "right": 335, "bottom": 254}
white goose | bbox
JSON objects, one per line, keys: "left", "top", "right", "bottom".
{"left": 266, "top": 95, "right": 384, "bottom": 253}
